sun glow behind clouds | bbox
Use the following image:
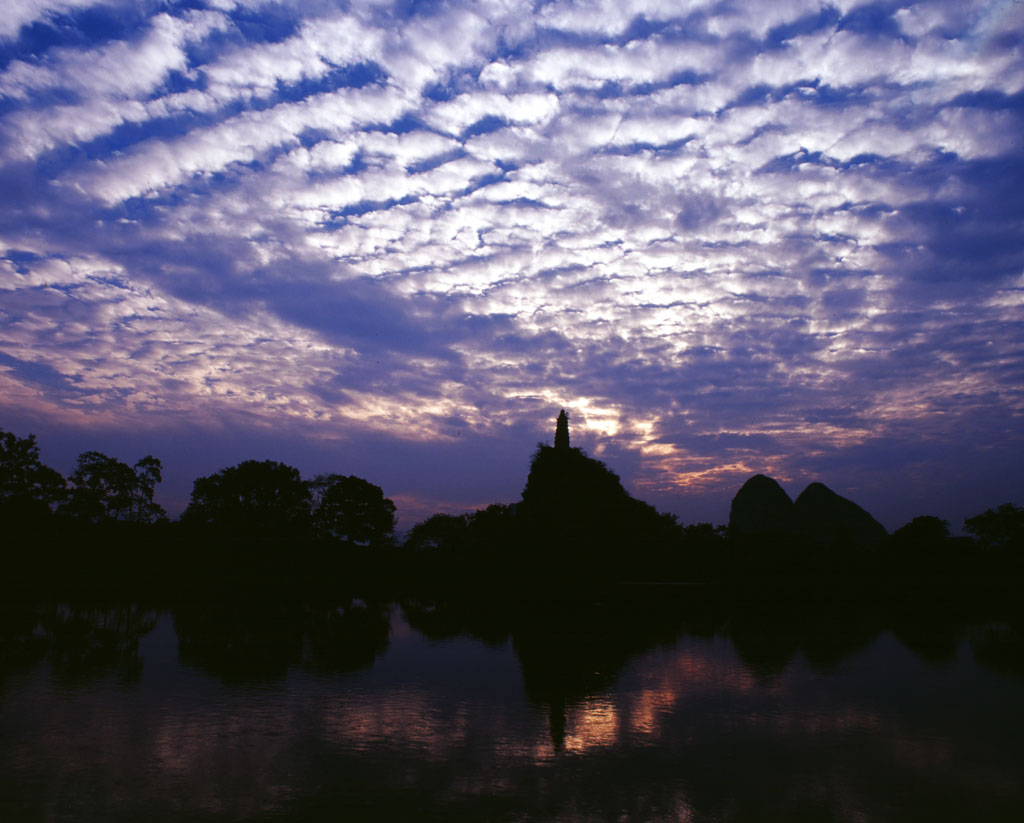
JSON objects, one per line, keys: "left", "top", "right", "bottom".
{"left": 0, "top": 0, "right": 1022, "bottom": 525}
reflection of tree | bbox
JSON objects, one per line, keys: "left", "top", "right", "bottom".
{"left": 884, "top": 591, "right": 1009, "bottom": 665}
{"left": 888, "top": 616, "right": 960, "bottom": 663}
{"left": 0, "top": 601, "right": 51, "bottom": 683}
{"left": 399, "top": 588, "right": 920, "bottom": 748}
{"left": 724, "top": 589, "right": 884, "bottom": 682}
{"left": 402, "top": 594, "right": 686, "bottom": 749}
{"left": 172, "top": 598, "right": 391, "bottom": 682}
{"left": 512, "top": 599, "right": 681, "bottom": 750}
{"left": 727, "top": 611, "right": 801, "bottom": 684}
{"left": 972, "top": 622, "right": 1024, "bottom": 679}
{"left": 400, "top": 598, "right": 510, "bottom": 646}
{"left": 47, "top": 604, "right": 157, "bottom": 684}
{"left": 0, "top": 603, "right": 157, "bottom": 686}
{"left": 306, "top": 600, "right": 392, "bottom": 675}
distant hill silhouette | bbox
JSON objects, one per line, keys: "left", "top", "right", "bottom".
{"left": 794, "top": 482, "right": 888, "bottom": 550}
{"left": 728, "top": 474, "right": 888, "bottom": 559}
{"left": 728, "top": 474, "right": 796, "bottom": 540}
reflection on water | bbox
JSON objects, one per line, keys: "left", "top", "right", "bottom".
{"left": 2, "top": 590, "right": 1023, "bottom": 821}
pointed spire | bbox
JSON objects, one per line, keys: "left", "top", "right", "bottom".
{"left": 554, "top": 409, "right": 570, "bottom": 450}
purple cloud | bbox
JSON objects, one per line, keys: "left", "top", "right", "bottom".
{"left": 1, "top": 0, "right": 1022, "bottom": 530}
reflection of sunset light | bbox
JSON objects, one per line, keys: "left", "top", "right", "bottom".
{"left": 562, "top": 696, "right": 619, "bottom": 753}
{"left": 630, "top": 687, "right": 676, "bottom": 736}
{"left": 620, "top": 644, "right": 764, "bottom": 743}
{"left": 321, "top": 688, "right": 462, "bottom": 761}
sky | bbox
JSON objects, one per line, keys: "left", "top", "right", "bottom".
{"left": 1, "top": 0, "right": 1022, "bottom": 531}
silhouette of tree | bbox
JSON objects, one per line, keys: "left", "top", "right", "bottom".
{"left": 554, "top": 409, "right": 570, "bottom": 450}
{"left": 892, "top": 515, "right": 951, "bottom": 546}
{"left": 466, "top": 503, "right": 516, "bottom": 544}
{"left": 886, "top": 515, "right": 958, "bottom": 574}
{"left": 61, "top": 451, "right": 166, "bottom": 523}
{"left": 182, "top": 459, "right": 310, "bottom": 537}
{"left": 0, "top": 430, "right": 66, "bottom": 522}
{"left": 128, "top": 455, "right": 166, "bottom": 523}
{"left": 404, "top": 512, "right": 470, "bottom": 554}
{"left": 309, "top": 473, "right": 396, "bottom": 545}
{"left": 965, "top": 504, "right": 1024, "bottom": 552}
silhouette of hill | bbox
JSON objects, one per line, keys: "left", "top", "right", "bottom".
{"left": 514, "top": 410, "right": 680, "bottom": 581}
{"left": 728, "top": 474, "right": 796, "bottom": 540}
{"left": 728, "top": 474, "right": 887, "bottom": 551}
{"left": 794, "top": 482, "right": 888, "bottom": 550}
{"left": 725, "top": 474, "right": 892, "bottom": 576}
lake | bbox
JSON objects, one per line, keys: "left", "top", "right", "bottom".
{"left": 2, "top": 589, "right": 1023, "bottom": 821}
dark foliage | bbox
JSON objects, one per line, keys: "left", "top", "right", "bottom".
{"left": 0, "top": 429, "right": 66, "bottom": 525}
{"left": 182, "top": 459, "right": 311, "bottom": 538}
{"left": 965, "top": 503, "right": 1024, "bottom": 571}
{"left": 61, "top": 451, "right": 166, "bottom": 524}
{"left": 310, "top": 473, "right": 397, "bottom": 546}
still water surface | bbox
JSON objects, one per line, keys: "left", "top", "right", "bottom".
{"left": 1, "top": 595, "right": 1022, "bottom": 821}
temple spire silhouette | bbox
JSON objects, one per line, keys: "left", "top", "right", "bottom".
{"left": 555, "top": 409, "right": 570, "bottom": 450}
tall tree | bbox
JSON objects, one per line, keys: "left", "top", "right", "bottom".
{"left": 129, "top": 456, "right": 166, "bottom": 524}
{"left": 0, "top": 430, "right": 66, "bottom": 521}
{"left": 182, "top": 459, "right": 310, "bottom": 536}
{"left": 62, "top": 451, "right": 166, "bottom": 523}
{"left": 965, "top": 504, "right": 1024, "bottom": 552}
{"left": 309, "top": 474, "right": 396, "bottom": 545}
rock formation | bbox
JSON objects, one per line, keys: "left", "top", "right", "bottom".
{"left": 728, "top": 474, "right": 796, "bottom": 539}
{"left": 728, "top": 474, "right": 887, "bottom": 551}
{"left": 794, "top": 482, "right": 888, "bottom": 550}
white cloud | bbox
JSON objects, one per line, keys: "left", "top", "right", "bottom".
{"left": 69, "top": 84, "right": 411, "bottom": 203}
{"left": 0, "top": 10, "right": 230, "bottom": 161}
{"left": 1, "top": 0, "right": 102, "bottom": 41}
{"left": 1, "top": 0, "right": 1022, "bottom": 523}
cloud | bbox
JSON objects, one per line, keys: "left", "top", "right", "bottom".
{"left": 0, "top": 10, "right": 230, "bottom": 161}
{"left": 1, "top": 0, "right": 104, "bottom": 41}
{"left": 0, "top": 0, "right": 1022, "bottom": 527}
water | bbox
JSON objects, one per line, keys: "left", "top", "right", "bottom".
{"left": 2, "top": 594, "right": 1023, "bottom": 822}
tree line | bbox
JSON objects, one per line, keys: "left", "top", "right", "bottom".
{"left": 0, "top": 429, "right": 395, "bottom": 541}
{"left": 1, "top": 429, "right": 397, "bottom": 595}
{"left": 2, "top": 426, "right": 1022, "bottom": 595}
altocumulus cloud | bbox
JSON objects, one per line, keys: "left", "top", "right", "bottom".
{"left": 1, "top": 0, "right": 1022, "bottom": 528}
